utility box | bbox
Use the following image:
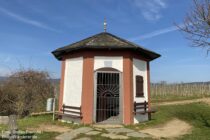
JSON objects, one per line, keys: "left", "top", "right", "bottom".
{"left": 46, "top": 98, "right": 54, "bottom": 111}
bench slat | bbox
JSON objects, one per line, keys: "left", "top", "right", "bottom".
{"left": 55, "top": 104, "right": 82, "bottom": 120}
{"left": 63, "top": 105, "right": 81, "bottom": 110}
{"left": 134, "top": 106, "right": 148, "bottom": 110}
{"left": 135, "top": 102, "right": 148, "bottom": 106}
{"left": 134, "top": 101, "right": 156, "bottom": 115}
{"left": 61, "top": 109, "right": 81, "bottom": 115}
{"left": 56, "top": 113, "right": 82, "bottom": 118}
{"left": 134, "top": 110, "right": 156, "bottom": 114}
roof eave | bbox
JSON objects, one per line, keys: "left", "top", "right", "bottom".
{"left": 52, "top": 47, "right": 161, "bottom": 61}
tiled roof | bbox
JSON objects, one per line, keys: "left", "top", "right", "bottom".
{"left": 52, "top": 32, "right": 160, "bottom": 60}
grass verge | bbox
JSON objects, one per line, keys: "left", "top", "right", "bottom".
{"left": 151, "top": 95, "right": 210, "bottom": 103}
{"left": 2, "top": 102, "right": 210, "bottom": 139}
{"left": 131, "top": 102, "right": 210, "bottom": 139}
{"left": 1, "top": 114, "right": 85, "bottom": 140}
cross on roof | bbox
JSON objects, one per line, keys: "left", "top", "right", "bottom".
{"left": 104, "top": 18, "right": 107, "bottom": 32}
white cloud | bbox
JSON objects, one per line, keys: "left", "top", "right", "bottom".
{"left": 130, "top": 23, "right": 185, "bottom": 41}
{"left": 0, "top": 7, "right": 60, "bottom": 32}
{"left": 154, "top": 0, "right": 167, "bottom": 7}
{"left": 133, "top": 0, "right": 167, "bottom": 21}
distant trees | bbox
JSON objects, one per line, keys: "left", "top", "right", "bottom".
{"left": 177, "top": 0, "right": 210, "bottom": 54}
{"left": 0, "top": 69, "right": 54, "bottom": 117}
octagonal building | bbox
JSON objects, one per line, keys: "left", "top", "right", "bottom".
{"left": 52, "top": 32, "right": 160, "bottom": 125}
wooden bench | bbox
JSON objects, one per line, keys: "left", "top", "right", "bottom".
{"left": 56, "top": 104, "right": 82, "bottom": 119}
{"left": 133, "top": 101, "right": 156, "bottom": 120}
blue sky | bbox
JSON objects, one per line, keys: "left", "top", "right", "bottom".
{"left": 0, "top": 0, "right": 209, "bottom": 83}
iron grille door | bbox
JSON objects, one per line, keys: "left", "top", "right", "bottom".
{"left": 96, "top": 72, "right": 120, "bottom": 123}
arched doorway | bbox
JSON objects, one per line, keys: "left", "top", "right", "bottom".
{"left": 94, "top": 68, "right": 122, "bottom": 123}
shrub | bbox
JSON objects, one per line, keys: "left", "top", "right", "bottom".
{"left": 0, "top": 69, "right": 54, "bottom": 117}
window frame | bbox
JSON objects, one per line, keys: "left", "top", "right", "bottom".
{"left": 135, "top": 75, "right": 144, "bottom": 97}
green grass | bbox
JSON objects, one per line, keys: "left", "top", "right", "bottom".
{"left": 130, "top": 102, "right": 210, "bottom": 140}
{"left": 17, "top": 114, "right": 84, "bottom": 130}
{"left": 74, "top": 102, "right": 210, "bottom": 140}
{"left": 2, "top": 103, "right": 210, "bottom": 139}
{"left": 151, "top": 94, "right": 210, "bottom": 103}
{"left": 0, "top": 115, "right": 61, "bottom": 139}
{"left": 0, "top": 114, "right": 85, "bottom": 140}
{"left": 0, "top": 124, "right": 7, "bottom": 131}
{"left": 17, "top": 114, "right": 53, "bottom": 130}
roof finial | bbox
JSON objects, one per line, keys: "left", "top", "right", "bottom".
{"left": 104, "top": 18, "right": 107, "bottom": 32}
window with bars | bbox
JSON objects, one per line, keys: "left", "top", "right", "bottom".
{"left": 136, "top": 75, "right": 144, "bottom": 97}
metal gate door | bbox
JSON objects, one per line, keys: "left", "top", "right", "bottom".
{"left": 96, "top": 72, "right": 120, "bottom": 123}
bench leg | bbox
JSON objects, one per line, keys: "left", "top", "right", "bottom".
{"left": 148, "top": 113, "right": 151, "bottom": 120}
{"left": 55, "top": 114, "right": 62, "bottom": 120}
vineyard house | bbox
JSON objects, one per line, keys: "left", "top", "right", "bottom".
{"left": 52, "top": 32, "right": 160, "bottom": 125}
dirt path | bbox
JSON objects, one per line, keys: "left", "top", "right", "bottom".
{"left": 141, "top": 118, "right": 192, "bottom": 138}
{"left": 152, "top": 97, "right": 210, "bottom": 106}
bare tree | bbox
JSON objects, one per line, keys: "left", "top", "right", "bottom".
{"left": 177, "top": 0, "right": 210, "bottom": 54}
{"left": 0, "top": 69, "right": 54, "bottom": 117}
